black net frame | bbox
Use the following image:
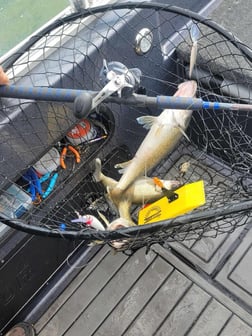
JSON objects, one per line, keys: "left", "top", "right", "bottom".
{"left": 0, "top": 2, "right": 252, "bottom": 252}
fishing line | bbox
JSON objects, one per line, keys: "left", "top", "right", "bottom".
{"left": 141, "top": 75, "right": 179, "bottom": 89}
{"left": 65, "top": 248, "right": 94, "bottom": 270}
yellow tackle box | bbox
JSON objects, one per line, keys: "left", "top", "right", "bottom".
{"left": 138, "top": 180, "right": 205, "bottom": 225}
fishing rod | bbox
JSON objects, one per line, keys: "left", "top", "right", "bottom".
{"left": 1, "top": 60, "right": 252, "bottom": 117}
{"left": 1, "top": 84, "right": 252, "bottom": 118}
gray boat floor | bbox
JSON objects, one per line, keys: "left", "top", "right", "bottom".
{"left": 35, "top": 225, "right": 252, "bottom": 336}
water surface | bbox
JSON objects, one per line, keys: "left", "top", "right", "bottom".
{"left": 0, "top": 0, "right": 69, "bottom": 56}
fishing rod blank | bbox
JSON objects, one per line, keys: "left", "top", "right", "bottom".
{"left": 0, "top": 85, "right": 252, "bottom": 117}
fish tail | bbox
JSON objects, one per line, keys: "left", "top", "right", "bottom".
{"left": 189, "top": 23, "right": 200, "bottom": 78}
{"left": 189, "top": 41, "right": 198, "bottom": 78}
{"left": 93, "top": 158, "right": 102, "bottom": 182}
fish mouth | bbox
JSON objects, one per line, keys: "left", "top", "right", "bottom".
{"left": 164, "top": 180, "right": 182, "bottom": 189}
{"left": 108, "top": 217, "right": 133, "bottom": 231}
{"left": 107, "top": 218, "right": 132, "bottom": 250}
{"left": 176, "top": 80, "right": 197, "bottom": 97}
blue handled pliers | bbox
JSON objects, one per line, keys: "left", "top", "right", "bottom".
{"left": 41, "top": 172, "right": 59, "bottom": 199}
{"left": 23, "top": 167, "right": 43, "bottom": 201}
{"left": 23, "top": 168, "right": 59, "bottom": 202}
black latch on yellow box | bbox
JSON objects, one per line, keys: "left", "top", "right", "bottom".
{"left": 138, "top": 180, "right": 206, "bottom": 225}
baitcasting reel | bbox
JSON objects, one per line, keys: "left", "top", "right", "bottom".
{"left": 74, "top": 60, "right": 142, "bottom": 119}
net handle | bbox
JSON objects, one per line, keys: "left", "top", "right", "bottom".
{"left": 1, "top": 199, "right": 252, "bottom": 241}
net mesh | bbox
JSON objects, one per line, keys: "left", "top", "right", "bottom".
{"left": 0, "top": 3, "right": 252, "bottom": 252}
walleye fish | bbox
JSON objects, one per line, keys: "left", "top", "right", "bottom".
{"left": 189, "top": 23, "right": 200, "bottom": 78}
{"left": 93, "top": 158, "right": 181, "bottom": 223}
{"left": 110, "top": 80, "right": 197, "bottom": 201}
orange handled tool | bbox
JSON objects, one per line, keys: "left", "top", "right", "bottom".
{"left": 60, "top": 145, "right": 81, "bottom": 169}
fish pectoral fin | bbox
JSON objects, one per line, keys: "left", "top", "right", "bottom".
{"left": 155, "top": 185, "right": 162, "bottom": 192}
{"left": 114, "top": 159, "right": 132, "bottom": 174}
{"left": 137, "top": 115, "right": 157, "bottom": 129}
{"left": 114, "top": 160, "right": 132, "bottom": 169}
{"left": 176, "top": 125, "right": 191, "bottom": 142}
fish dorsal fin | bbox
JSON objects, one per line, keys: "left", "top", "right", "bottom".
{"left": 97, "top": 210, "right": 109, "bottom": 228}
{"left": 137, "top": 116, "right": 157, "bottom": 130}
{"left": 176, "top": 125, "right": 190, "bottom": 142}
